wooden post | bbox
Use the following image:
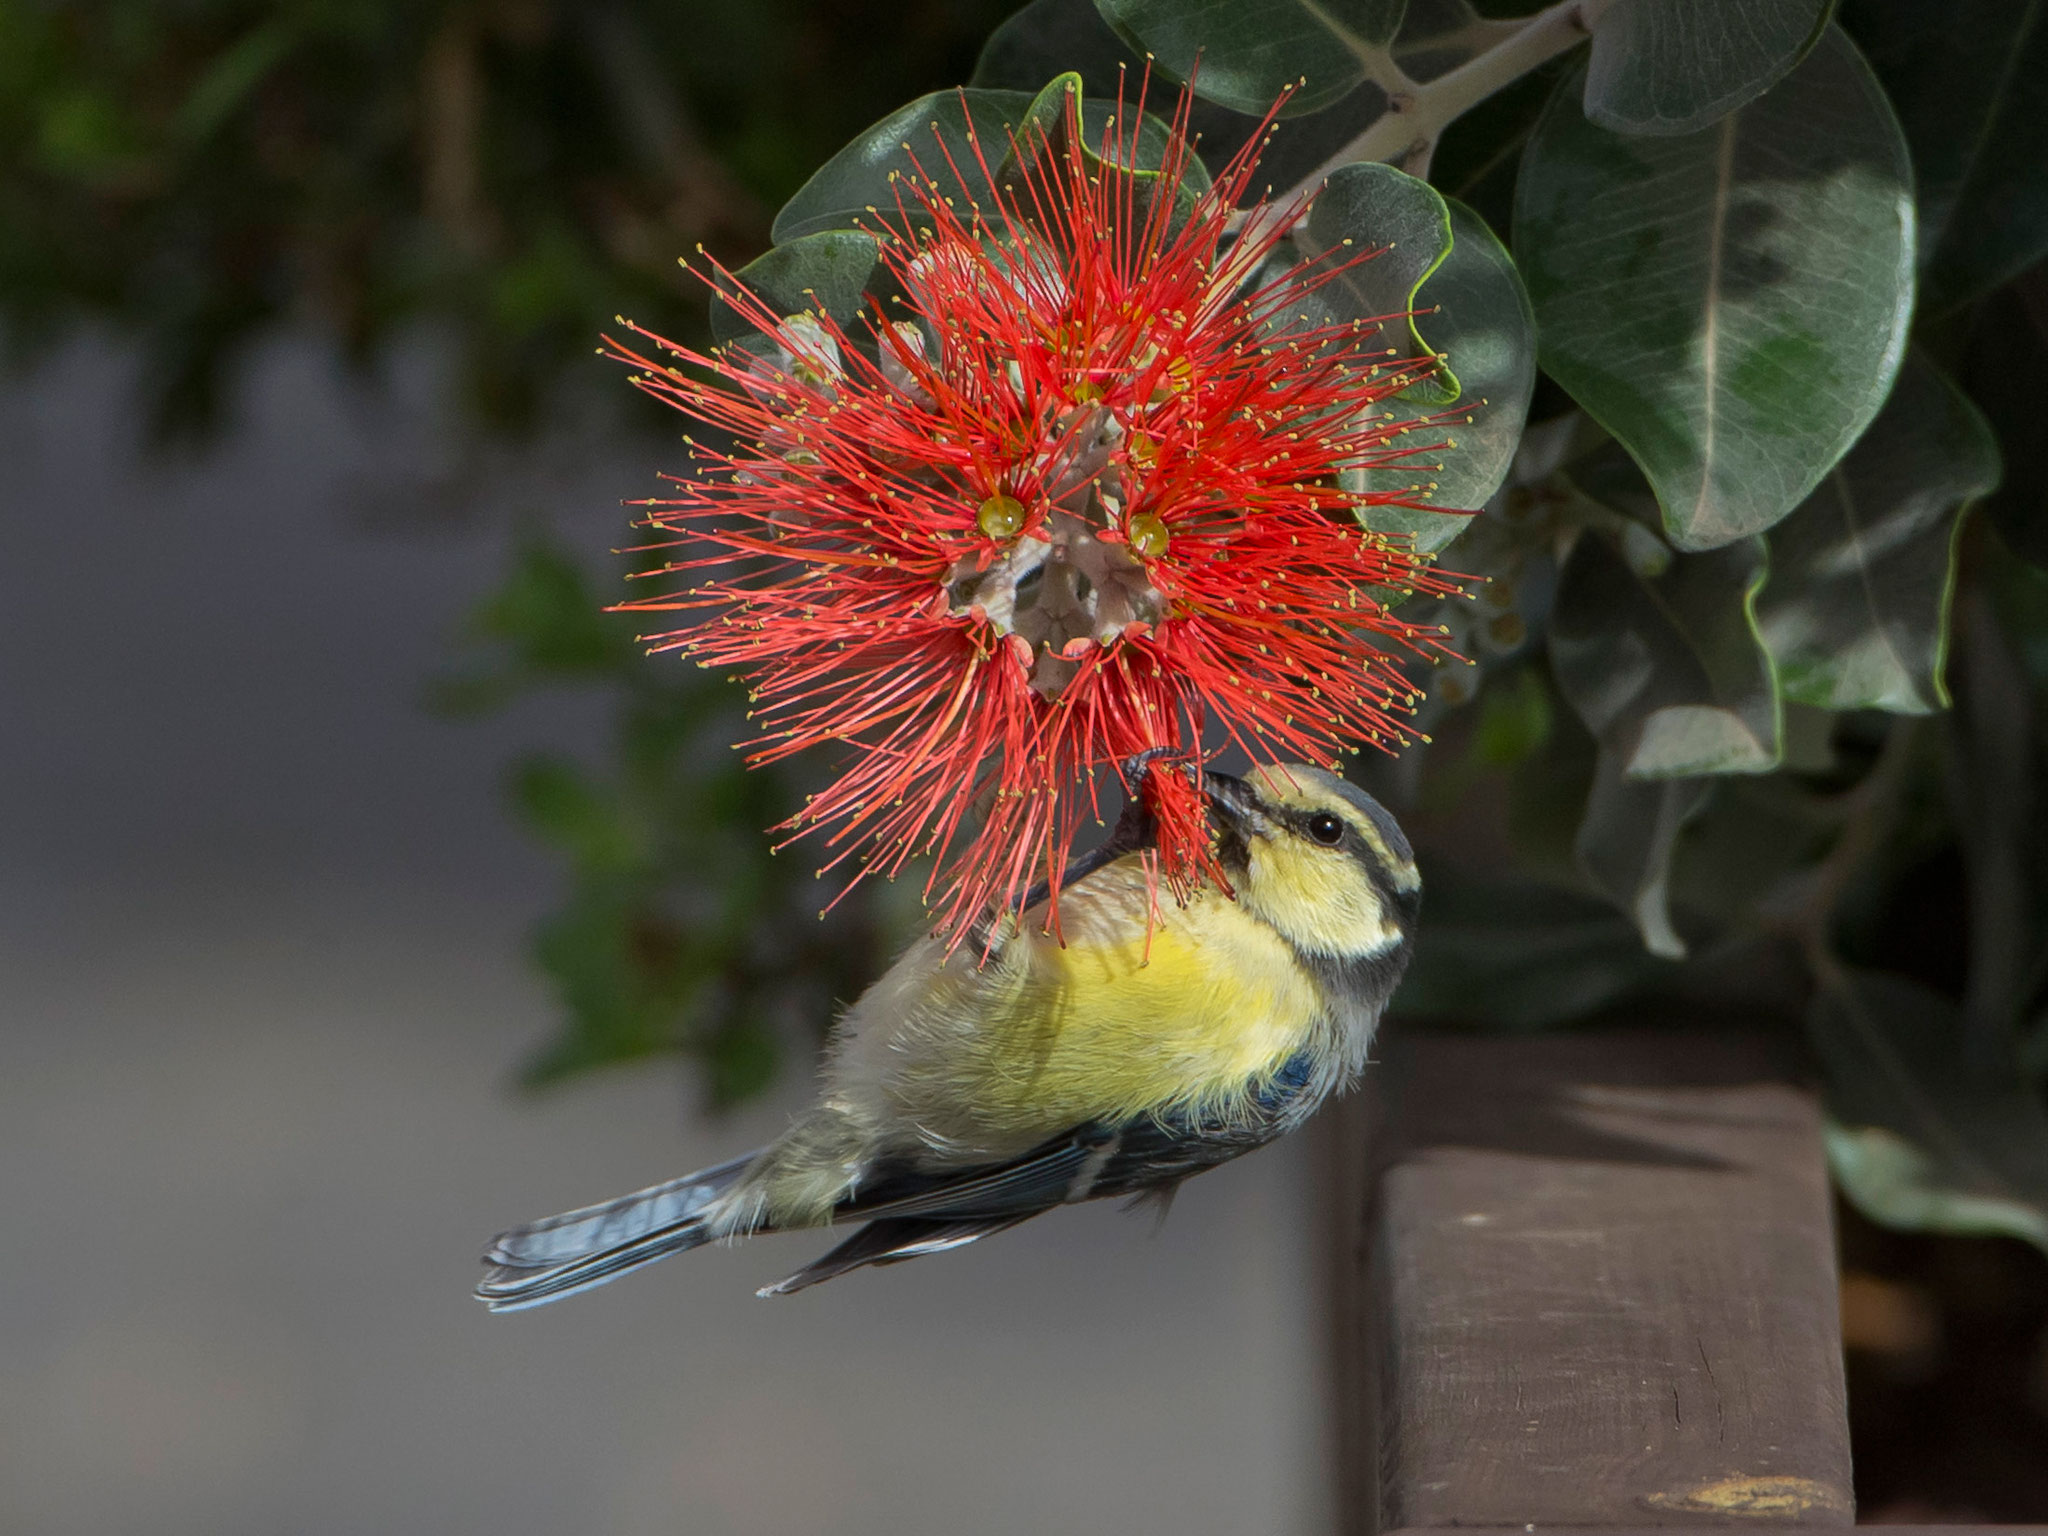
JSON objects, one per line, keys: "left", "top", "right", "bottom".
{"left": 1337, "top": 1032, "right": 1855, "bottom": 1534}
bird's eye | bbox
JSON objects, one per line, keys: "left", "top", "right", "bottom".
{"left": 1306, "top": 812, "right": 1345, "bottom": 847}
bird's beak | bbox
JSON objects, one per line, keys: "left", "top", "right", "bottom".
{"left": 1200, "top": 770, "right": 1268, "bottom": 834}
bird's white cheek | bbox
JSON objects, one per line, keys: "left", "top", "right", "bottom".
{"left": 1244, "top": 840, "right": 1403, "bottom": 960}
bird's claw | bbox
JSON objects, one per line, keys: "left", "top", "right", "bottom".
{"left": 1118, "top": 744, "right": 1197, "bottom": 795}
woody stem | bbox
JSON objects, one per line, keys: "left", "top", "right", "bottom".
{"left": 1252, "top": 0, "right": 1619, "bottom": 233}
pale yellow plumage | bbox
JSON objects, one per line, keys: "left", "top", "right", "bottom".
{"left": 835, "top": 858, "right": 1322, "bottom": 1145}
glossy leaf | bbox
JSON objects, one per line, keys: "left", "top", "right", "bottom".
{"left": 1843, "top": 0, "right": 2048, "bottom": 310}
{"left": 1757, "top": 353, "right": 2001, "bottom": 713}
{"left": 973, "top": 0, "right": 1393, "bottom": 198}
{"left": 772, "top": 90, "right": 1037, "bottom": 243}
{"left": 1574, "top": 747, "right": 1711, "bottom": 958}
{"left": 974, "top": 0, "right": 1145, "bottom": 97}
{"left": 1514, "top": 26, "right": 1914, "bottom": 552}
{"left": 1091, "top": 0, "right": 1407, "bottom": 116}
{"left": 1354, "top": 198, "right": 1538, "bottom": 550}
{"left": 1813, "top": 967, "right": 2048, "bottom": 1254}
{"left": 1585, "top": 0, "right": 1833, "bottom": 136}
{"left": 1550, "top": 513, "right": 1781, "bottom": 778}
{"left": 1296, "top": 160, "right": 1454, "bottom": 395}
{"left": 708, "top": 229, "right": 882, "bottom": 343}
{"left": 994, "top": 72, "right": 1210, "bottom": 227}
{"left": 773, "top": 84, "right": 1207, "bottom": 246}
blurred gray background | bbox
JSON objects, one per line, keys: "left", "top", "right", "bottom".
{"left": 0, "top": 334, "right": 1333, "bottom": 1536}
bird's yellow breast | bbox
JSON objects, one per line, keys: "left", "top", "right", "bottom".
{"left": 869, "top": 877, "right": 1322, "bottom": 1144}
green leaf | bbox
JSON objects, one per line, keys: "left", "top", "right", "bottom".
{"left": 994, "top": 73, "right": 1211, "bottom": 227}
{"left": 1842, "top": 0, "right": 2048, "bottom": 310}
{"left": 1091, "top": 0, "right": 1407, "bottom": 116}
{"left": 971, "top": 0, "right": 1386, "bottom": 195}
{"left": 431, "top": 536, "right": 637, "bottom": 715}
{"left": 1295, "top": 160, "right": 1455, "bottom": 398}
{"left": 772, "top": 89, "right": 1036, "bottom": 243}
{"left": 974, "top": 0, "right": 1143, "bottom": 96}
{"left": 1353, "top": 197, "right": 1538, "bottom": 549}
{"left": 521, "top": 886, "right": 699, "bottom": 1088}
{"left": 1584, "top": 0, "right": 1833, "bottom": 136}
{"left": 1756, "top": 353, "right": 2001, "bottom": 713}
{"left": 772, "top": 84, "right": 1206, "bottom": 245}
{"left": 1550, "top": 509, "right": 1781, "bottom": 778}
{"left": 1666, "top": 766, "right": 1836, "bottom": 925}
{"left": 1513, "top": 25, "right": 1914, "bottom": 552}
{"left": 509, "top": 756, "right": 643, "bottom": 874}
{"left": 709, "top": 229, "right": 882, "bottom": 343}
{"left": 1574, "top": 750, "right": 1711, "bottom": 959}
{"left": 1813, "top": 967, "right": 2048, "bottom": 1254}
{"left": 1473, "top": 661, "right": 1553, "bottom": 766}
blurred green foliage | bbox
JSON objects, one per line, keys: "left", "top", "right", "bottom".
{"left": 432, "top": 535, "right": 899, "bottom": 1103}
{"left": 0, "top": 0, "right": 1008, "bottom": 438}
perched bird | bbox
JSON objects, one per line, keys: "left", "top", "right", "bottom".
{"left": 475, "top": 759, "right": 1419, "bottom": 1308}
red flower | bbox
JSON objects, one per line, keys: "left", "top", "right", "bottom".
{"left": 609, "top": 85, "right": 1461, "bottom": 937}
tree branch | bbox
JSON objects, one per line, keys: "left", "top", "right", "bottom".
{"left": 1279, "top": 0, "right": 1617, "bottom": 206}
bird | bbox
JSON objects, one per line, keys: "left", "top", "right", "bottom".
{"left": 474, "top": 757, "right": 1419, "bottom": 1309}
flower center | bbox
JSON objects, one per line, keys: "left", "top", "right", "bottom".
{"left": 944, "top": 400, "right": 1170, "bottom": 697}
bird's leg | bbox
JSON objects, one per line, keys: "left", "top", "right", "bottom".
{"left": 1098, "top": 745, "right": 1193, "bottom": 860}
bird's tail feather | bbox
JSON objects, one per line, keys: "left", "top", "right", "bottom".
{"left": 757, "top": 1215, "right": 1028, "bottom": 1297}
{"left": 476, "top": 1151, "right": 758, "bottom": 1312}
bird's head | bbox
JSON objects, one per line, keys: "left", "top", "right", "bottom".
{"left": 1199, "top": 763, "right": 1420, "bottom": 969}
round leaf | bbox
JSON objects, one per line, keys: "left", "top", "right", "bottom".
{"left": 1814, "top": 968, "right": 2048, "bottom": 1256}
{"left": 773, "top": 90, "right": 1036, "bottom": 244}
{"left": 708, "top": 230, "right": 882, "bottom": 344}
{"left": 1756, "top": 352, "right": 2002, "bottom": 713}
{"left": 1574, "top": 749, "right": 1712, "bottom": 959}
{"left": 972, "top": 0, "right": 1391, "bottom": 197}
{"left": 1091, "top": 0, "right": 1407, "bottom": 116}
{"left": 1356, "top": 198, "right": 1537, "bottom": 550}
{"left": 773, "top": 85, "right": 1206, "bottom": 246}
{"left": 1296, "top": 160, "right": 1455, "bottom": 399}
{"left": 1550, "top": 485, "right": 1781, "bottom": 778}
{"left": 993, "top": 73, "right": 1212, "bottom": 227}
{"left": 1514, "top": 25, "right": 1915, "bottom": 552}
{"left": 975, "top": 0, "right": 1141, "bottom": 95}
{"left": 1585, "top": 0, "right": 1833, "bottom": 136}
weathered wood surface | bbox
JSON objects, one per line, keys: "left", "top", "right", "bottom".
{"left": 1340, "top": 1032, "right": 1853, "bottom": 1533}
